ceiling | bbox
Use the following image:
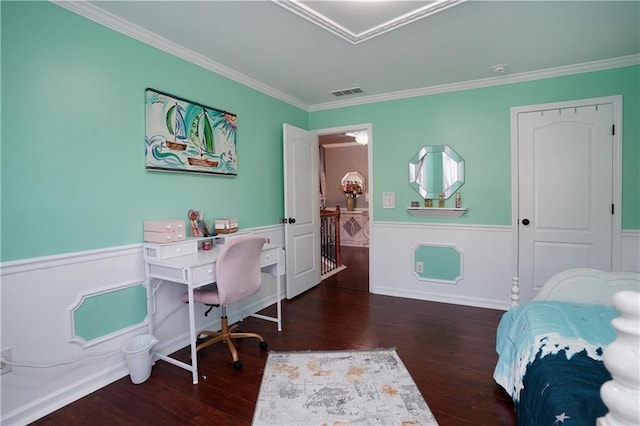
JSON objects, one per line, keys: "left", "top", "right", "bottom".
{"left": 70, "top": 1, "right": 639, "bottom": 110}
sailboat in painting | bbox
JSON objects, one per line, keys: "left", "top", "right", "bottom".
{"left": 187, "top": 107, "right": 219, "bottom": 168}
{"left": 165, "top": 103, "right": 188, "bottom": 151}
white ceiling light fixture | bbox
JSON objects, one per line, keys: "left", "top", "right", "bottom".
{"left": 346, "top": 131, "right": 368, "bottom": 145}
{"left": 491, "top": 64, "right": 509, "bottom": 74}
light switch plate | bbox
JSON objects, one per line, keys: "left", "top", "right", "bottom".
{"left": 382, "top": 192, "right": 395, "bottom": 208}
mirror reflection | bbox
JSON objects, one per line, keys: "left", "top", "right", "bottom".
{"left": 341, "top": 171, "right": 365, "bottom": 193}
{"left": 409, "top": 145, "right": 464, "bottom": 199}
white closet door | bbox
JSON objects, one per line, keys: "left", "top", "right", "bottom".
{"left": 517, "top": 103, "right": 614, "bottom": 302}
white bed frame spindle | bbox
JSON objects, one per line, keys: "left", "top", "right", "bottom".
{"left": 597, "top": 290, "right": 640, "bottom": 426}
{"left": 510, "top": 276, "right": 520, "bottom": 306}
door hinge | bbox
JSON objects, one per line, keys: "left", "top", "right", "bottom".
{"left": 611, "top": 204, "right": 615, "bottom": 215}
{"left": 612, "top": 124, "right": 615, "bottom": 136}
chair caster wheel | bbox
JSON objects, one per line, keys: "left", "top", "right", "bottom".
{"left": 259, "top": 341, "right": 268, "bottom": 350}
{"left": 233, "top": 360, "right": 243, "bottom": 370}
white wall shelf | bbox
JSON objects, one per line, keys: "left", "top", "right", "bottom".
{"left": 407, "top": 207, "right": 467, "bottom": 217}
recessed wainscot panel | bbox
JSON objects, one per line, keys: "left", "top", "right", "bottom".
{"left": 412, "top": 245, "right": 463, "bottom": 284}
{"left": 69, "top": 283, "right": 147, "bottom": 347}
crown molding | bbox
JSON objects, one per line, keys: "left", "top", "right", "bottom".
{"left": 272, "top": 0, "right": 463, "bottom": 45}
{"left": 310, "top": 54, "right": 640, "bottom": 111}
{"left": 51, "top": 1, "right": 638, "bottom": 114}
{"left": 51, "top": 0, "right": 309, "bottom": 111}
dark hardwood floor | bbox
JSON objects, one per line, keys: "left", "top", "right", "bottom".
{"left": 33, "top": 246, "right": 516, "bottom": 425}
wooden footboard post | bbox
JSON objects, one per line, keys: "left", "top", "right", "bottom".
{"left": 598, "top": 291, "right": 640, "bottom": 426}
{"left": 510, "top": 276, "right": 520, "bottom": 306}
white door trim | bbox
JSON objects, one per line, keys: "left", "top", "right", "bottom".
{"left": 313, "top": 123, "right": 373, "bottom": 292}
{"left": 510, "top": 95, "right": 622, "bottom": 304}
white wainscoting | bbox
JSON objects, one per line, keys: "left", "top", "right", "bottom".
{"left": 371, "top": 223, "right": 640, "bottom": 311}
{"left": 621, "top": 230, "right": 640, "bottom": 272}
{"left": 372, "top": 222, "right": 515, "bottom": 311}
{"left": 0, "top": 225, "right": 284, "bottom": 426}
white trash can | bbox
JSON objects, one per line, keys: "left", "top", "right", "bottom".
{"left": 123, "top": 334, "right": 159, "bottom": 384}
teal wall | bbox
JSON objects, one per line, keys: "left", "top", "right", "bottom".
{"left": 1, "top": 2, "right": 307, "bottom": 262}
{"left": 310, "top": 66, "right": 640, "bottom": 229}
{"left": 2, "top": 2, "right": 638, "bottom": 263}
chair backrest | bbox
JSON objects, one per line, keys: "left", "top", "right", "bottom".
{"left": 215, "top": 235, "right": 266, "bottom": 306}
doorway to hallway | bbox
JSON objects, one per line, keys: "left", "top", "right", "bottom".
{"left": 317, "top": 124, "right": 372, "bottom": 293}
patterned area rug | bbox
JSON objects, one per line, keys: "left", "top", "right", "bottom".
{"left": 252, "top": 348, "right": 438, "bottom": 426}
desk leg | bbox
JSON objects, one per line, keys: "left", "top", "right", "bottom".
{"left": 145, "top": 271, "right": 157, "bottom": 364}
{"left": 187, "top": 287, "right": 199, "bottom": 384}
{"left": 276, "top": 274, "right": 282, "bottom": 331}
{"left": 145, "top": 276, "right": 154, "bottom": 337}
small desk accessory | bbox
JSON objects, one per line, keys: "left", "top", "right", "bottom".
{"left": 215, "top": 218, "right": 238, "bottom": 234}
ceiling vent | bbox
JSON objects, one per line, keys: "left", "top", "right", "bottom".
{"left": 330, "top": 87, "right": 363, "bottom": 97}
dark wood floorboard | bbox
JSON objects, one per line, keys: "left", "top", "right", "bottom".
{"left": 33, "top": 246, "right": 516, "bottom": 425}
{"left": 323, "top": 246, "right": 370, "bottom": 292}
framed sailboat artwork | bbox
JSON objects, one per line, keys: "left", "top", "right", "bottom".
{"left": 145, "top": 88, "right": 238, "bottom": 176}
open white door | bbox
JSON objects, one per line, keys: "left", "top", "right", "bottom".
{"left": 283, "top": 124, "right": 321, "bottom": 299}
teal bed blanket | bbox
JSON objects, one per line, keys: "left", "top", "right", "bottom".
{"left": 493, "top": 301, "right": 618, "bottom": 425}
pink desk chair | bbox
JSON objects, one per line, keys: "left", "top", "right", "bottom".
{"left": 182, "top": 235, "right": 268, "bottom": 369}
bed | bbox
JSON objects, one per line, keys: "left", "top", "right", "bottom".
{"left": 494, "top": 268, "right": 640, "bottom": 426}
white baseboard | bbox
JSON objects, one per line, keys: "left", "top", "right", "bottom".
{"left": 1, "top": 363, "right": 130, "bottom": 426}
{"left": 372, "top": 286, "right": 511, "bottom": 311}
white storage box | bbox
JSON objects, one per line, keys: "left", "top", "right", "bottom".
{"left": 144, "top": 220, "right": 185, "bottom": 233}
{"left": 144, "top": 220, "right": 186, "bottom": 243}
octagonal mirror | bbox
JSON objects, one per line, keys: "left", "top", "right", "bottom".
{"left": 409, "top": 145, "right": 464, "bottom": 200}
{"left": 341, "top": 171, "right": 365, "bottom": 192}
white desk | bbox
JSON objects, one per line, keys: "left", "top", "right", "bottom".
{"left": 143, "top": 236, "right": 284, "bottom": 384}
